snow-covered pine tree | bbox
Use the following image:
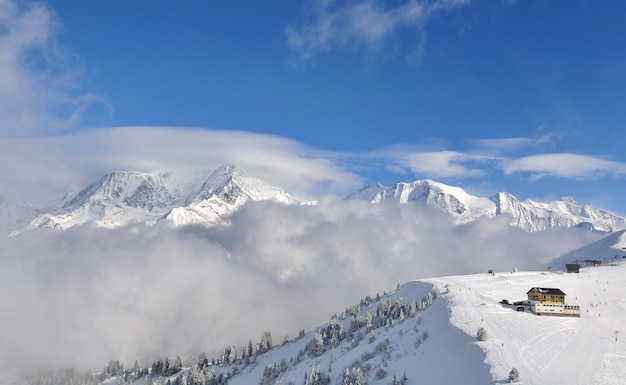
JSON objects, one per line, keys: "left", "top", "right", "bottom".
{"left": 308, "top": 331, "right": 325, "bottom": 357}
{"left": 304, "top": 366, "right": 330, "bottom": 385}
{"left": 242, "top": 340, "right": 253, "bottom": 359}
{"left": 188, "top": 365, "right": 205, "bottom": 385}
{"left": 260, "top": 360, "right": 288, "bottom": 385}
{"left": 408, "top": 301, "right": 417, "bottom": 317}
{"left": 476, "top": 327, "right": 488, "bottom": 341}
{"left": 341, "top": 367, "right": 366, "bottom": 385}
{"left": 198, "top": 352, "right": 209, "bottom": 369}
{"left": 257, "top": 331, "right": 273, "bottom": 354}
{"left": 168, "top": 356, "right": 183, "bottom": 376}
{"left": 508, "top": 367, "right": 520, "bottom": 383}
{"left": 228, "top": 345, "right": 237, "bottom": 364}
{"left": 374, "top": 363, "right": 386, "bottom": 379}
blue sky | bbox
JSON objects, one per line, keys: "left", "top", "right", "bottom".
{"left": 1, "top": 0, "right": 626, "bottom": 214}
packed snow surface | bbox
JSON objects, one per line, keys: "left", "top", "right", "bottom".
{"left": 428, "top": 262, "right": 626, "bottom": 384}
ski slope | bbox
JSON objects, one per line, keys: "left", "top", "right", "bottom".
{"left": 21, "top": 254, "right": 626, "bottom": 385}
{"left": 428, "top": 262, "right": 626, "bottom": 384}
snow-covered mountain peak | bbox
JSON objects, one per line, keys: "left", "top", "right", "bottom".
{"left": 348, "top": 179, "right": 496, "bottom": 222}
{"left": 561, "top": 196, "right": 578, "bottom": 205}
{"left": 189, "top": 164, "right": 296, "bottom": 205}
{"left": 163, "top": 164, "right": 300, "bottom": 227}
{"left": 191, "top": 164, "right": 240, "bottom": 202}
{"left": 16, "top": 171, "right": 181, "bottom": 232}
{"left": 64, "top": 171, "right": 178, "bottom": 211}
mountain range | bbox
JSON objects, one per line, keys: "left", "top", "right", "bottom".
{"left": 5, "top": 164, "right": 626, "bottom": 235}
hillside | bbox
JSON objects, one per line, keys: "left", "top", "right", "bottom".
{"left": 547, "top": 229, "right": 626, "bottom": 270}
{"left": 24, "top": 261, "right": 626, "bottom": 385}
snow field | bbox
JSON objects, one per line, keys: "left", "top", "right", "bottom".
{"left": 427, "top": 263, "right": 626, "bottom": 385}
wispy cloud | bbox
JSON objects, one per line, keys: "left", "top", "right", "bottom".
{"left": 285, "top": 0, "right": 470, "bottom": 64}
{"left": 473, "top": 131, "right": 569, "bottom": 154}
{"left": 503, "top": 153, "right": 626, "bottom": 180}
{"left": 473, "top": 137, "right": 537, "bottom": 153}
{"left": 393, "top": 150, "right": 494, "bottom": 178}
{"left": 350, "top": 133, "right": 626, "bottom": 184}
{"left": 0, "top": 0, "right": 108, "bottom": 136}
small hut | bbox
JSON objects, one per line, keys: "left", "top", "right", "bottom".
{"left": 566, "top": 263, "right": 580, "bottom": 273}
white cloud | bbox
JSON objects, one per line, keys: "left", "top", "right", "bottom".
{"left": 473, "top": 131, "right": 570, "bottom": 154}
{"left": 0, "top": 0, "right": 108, "bottom": 136}
{"left": 0, "top": 126, "right": 364, "bottom": 205}
{"left": 473, "top": 137, "right": 536, "bottom": 153}
{"left": 503, "top": 153, "right": 626, "bottom": 180}
{"left": 285, "top": 0, "right": 470, "bottom": 64}
{"left": 384, "top": 150, "right": 495, "bottom": 179}
{"left": 0, "top": 199, "right": 601, "bottom": 372}
{"left": 406, "top": 151, "right": 487, "bottom": 178}
{"left": 349, "top": 137, "right": 626, "bottom": 187}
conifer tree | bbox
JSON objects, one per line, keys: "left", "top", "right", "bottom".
{"left": 508, "top": 367, "right": 520, "bottom": 383}
{"left": 308, "top": 331, "right": 325, "bottom": 357}
{"left": 257, "top": 331, "right": 273, "bottom": 354}
{"left": 476, "top": 327, "right": 488, "bottom": 341}
{"left": 341, "top": 367, "right": 366, "bottom": 385}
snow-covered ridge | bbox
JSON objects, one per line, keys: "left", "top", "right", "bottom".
{"left": 13, "top": 164, "right": 303, "bottom": 232}
{"left": 347, "top": 179, "right": 496, "bottom": 220}
{"left": 0, "top": 194, "right": 40, "bottom": 236}
{"left": 8, "top": 165, "right": 626, "bottom": 233}
{"left": 548, "top": 229, "right": 626, "bottom": 269}
{"left": 348, "top": 181, "right": 626, "bottom": 232}
{"left": 19, "top": 171, "right": 182, "bottom": 231}
{"left": 164, "top": 164, "right": 300, "bottom": 227}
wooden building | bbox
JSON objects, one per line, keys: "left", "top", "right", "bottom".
{"left": 526, "top": 287, "right": 580, "bottom": 317}
{"left": 526, "top": 287, "right": 566, "bottom": 304}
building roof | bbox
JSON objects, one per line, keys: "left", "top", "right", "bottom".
{"left": 526, "top": 287, "right": 566, "bottom": 296}
{"left": 566, "top": 263, "right": 580, "bottom": 268}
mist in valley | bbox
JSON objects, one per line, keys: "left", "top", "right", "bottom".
{"left": 0, "top": 199, "right": 602, "bottom": 375}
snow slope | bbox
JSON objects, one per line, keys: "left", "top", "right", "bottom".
{"left": 547, "top": 229, "right": 626, "bottom": 270}
{"left": 428, "top": 262, "right": 626, "bottom": 384}
{"left": 21, "top": 258, "right": 626, "bottom": 385}
{"left": 84, "top": 281, "right": 494, "bottom": 385}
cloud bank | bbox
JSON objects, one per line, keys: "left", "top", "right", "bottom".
{"left": 0, "top": 126, "right": 364, "bottom": 205}
{"left": 0, "top": 199, "right": 602, "bottom": 375}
